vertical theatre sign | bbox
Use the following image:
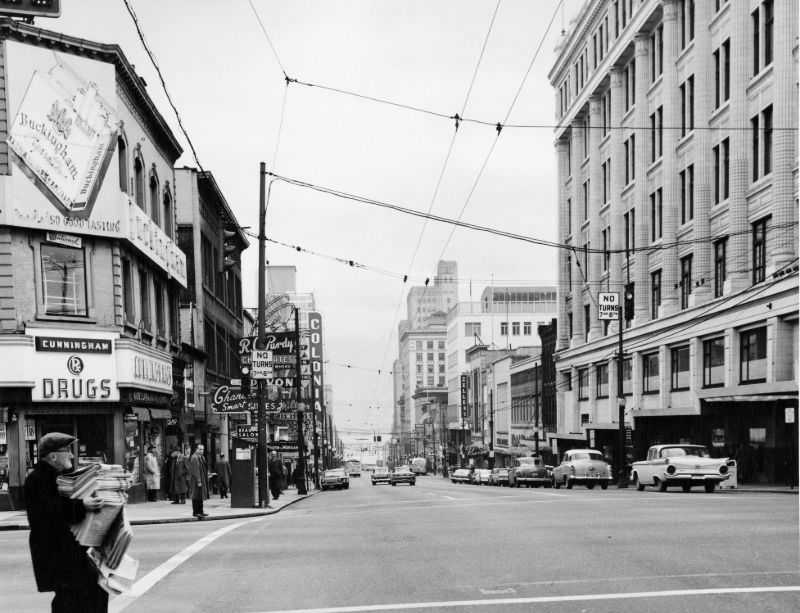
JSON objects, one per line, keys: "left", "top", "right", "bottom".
{"left": 308, "top": 312, "right": 325, "bottom": 414}
{"left": 460, "top": 374, "right": 469, "bottom": 420}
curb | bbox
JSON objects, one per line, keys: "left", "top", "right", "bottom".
{"left": 0, "top": 490, "right": 318, "bottom": 532}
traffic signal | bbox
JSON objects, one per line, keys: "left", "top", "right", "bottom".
{"left": 220, "top": 229, "right": 237, "bottom": 271}
{"left": 624, "top": 283, "right": 635, "bottom": 322}
{"left": 376, "top": 435, "right": 382, "bottom": 442}
{"left": 0, "top": 1, "right": 61, "bottom": 19}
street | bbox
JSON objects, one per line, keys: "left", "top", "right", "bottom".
{"left": 1, "top": 476, "right": 797, "bottom": 613}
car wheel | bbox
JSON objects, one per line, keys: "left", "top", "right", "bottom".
{"left": 682, "top": 483, "right": 692, "bottom": 492}
{"left": 554, "top": 477, "right": 561, "bottom": 489}
{"left": 411, "top": 482, "right": 415, "bottom": 486}
{"left": 565, "top": 477, "right": 573, "bottom": 489}
{"left": 704, "top": 482, "right": 716, "bottom": 493}
{"left": 586, "top": 483, "right": 595, "bottom": 489}
{"left": 391, "top": 482, "right": 396, "bottom": 486}
{"left": 633, "top": 473, "right": 645, "bottom": 491}
{"left": 658, "top": 478, "right": 668, "bottom": 492}
{"left": 600, "top": 482, "right": 608, "bottom": 490}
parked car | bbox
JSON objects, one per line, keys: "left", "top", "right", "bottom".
{"left": 552, "top": 449, "right": 612, "bottom": 490}
{"left": 508, "top": 456, "right": 550, "bottom": 488}
{"left": 488, "top": 467, "right": 509, "bottom": 486}
{"left": 450, "top": 468, "right": 472, "bottom": 484}
{"left": 631, "top": 444, "right": 730, "bottom": 493}
{"left": 321, "top": 468, "right": 350, "bottom": 491}
{"left": 390, "top": 466, "right": 416, "bottom": 486}
{"left": 471, "top": 468, "right": 492, "bottom": 485}
{"left": 371, "top": 466, "right": 391, "bottom": 485}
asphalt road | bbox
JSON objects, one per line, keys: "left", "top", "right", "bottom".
{"left": 1, "top": 475, "right": 797, "bottom": 613}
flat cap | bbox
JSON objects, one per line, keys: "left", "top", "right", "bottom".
{"left": 38, "top": 432, "right": 76, "bottom": 457}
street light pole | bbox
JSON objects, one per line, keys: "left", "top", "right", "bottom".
{"left": 256, "top": 163, "right": 270, "bottom": 507}
{"left": 617, "top": 300, "right": 628, "bottom": 488}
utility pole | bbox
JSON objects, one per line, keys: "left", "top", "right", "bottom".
{"left": 256, "top": 163, "right": 269, "bottom": 508}
{"left": 294, "top": 306, "right": 308, "bottom": 495}
{"left": 488, "top": 390, "right": 494, "bottom": 469}
{"left": 616, "top": 298, "right": 628, "bottom": 488}
{"left": 310, "top": 369, "right": 320, "bottom": 488}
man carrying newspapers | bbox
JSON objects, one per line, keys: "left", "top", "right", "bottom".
{"left": 25, "top": 432, "right": 108, "bottom": 612}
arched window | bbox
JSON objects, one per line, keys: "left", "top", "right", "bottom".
{"left": 149, "top": 167, "right": 159, "bottom": 225}
{"left": 162, "top": 184, "right": 173, "bottom": 238}
{"left": 133, "top": 153, "right": 145, "bottom": 210}
{"left": 117, "top": 135, "right": 128, "bottom": 193}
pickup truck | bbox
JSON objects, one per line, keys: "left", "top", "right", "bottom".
{"left": 508, "top": 456, "right": 551, "bottom": 488}
{"left": 631, "top": 444, "right": 730, "bottom": 493}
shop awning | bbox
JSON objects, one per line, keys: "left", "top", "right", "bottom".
{"left": 130, "top": 407, "right": 150, "bottom": 421}
{"left": 149, "top": 408, "right": 172, "bottom": 419}
{"left": 704, "top": 394, "right": 797, "bottom": 403}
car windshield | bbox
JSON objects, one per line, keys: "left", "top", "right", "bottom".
{"left": 517, "top": 457, "right": 541, "bottom": 466}
{"left": 395, "top": 467, "right": 411, "bottom": 474}
{"left": 571, "top": 452, "right": 604, "bottom": 461}
{"left": 326, "top": 469, "right": 346, "bottom": 477}
{"left": 454, "top": 469, "right": 470, "bottom": 475}
{"left": 375, "top": 468, "right": 388, "bottom": 474}
{"left": 660, "top": 446, "right": 710, "bottom": 458}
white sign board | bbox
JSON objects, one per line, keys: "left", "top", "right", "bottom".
{"left": 251, "top": 349, "right": 273, "bottom": 379}
{"left": 598, "top": 292, "right": 620, "bottom": 320}
{"left": 786, "top": 407, "right": 796, "bottom": 424}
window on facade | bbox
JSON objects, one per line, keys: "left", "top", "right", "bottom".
{"left": 163, "top": 189, "right": 173, "bottom": 238}
{"left": 650, "top": 106, "right": 663, "bottom": 162}
{"left": 568, "top": 312, "right": 573, "bottom": 339}
{"left": 584, "top": 304, "right": 590, "bottom": 342}
{"left": 703, "top": 337, "right": 725, "bottom": 387}
{"left": 714, "top": 238, "right": 727, "bottom": 297}
{"left": 149, "top": 174, "right": 159, "bottom": 225}
{"left": 680, "top": 0, "right": 695, "bottom": 48}
{"left": 201, "top": 235, "right": 214, "bottom": 290}
{"left": 713, "top": 138, "right": 730, "bottom": 204}
{"left": 465, "top": 322, "right": 481, "bottom": 338}
{"left": 651, "top": 24, "right": 663, "bottom": 81}
{"left": 154, "top": 279, "right": 165, "bottom": 337}
{"left": 680, "top": 165, "right": 694, "bottom": 224}
{"left": 764, "top": 0, "right": 774, "bottom": 66}
{"left": 680, "top": 76, "right": 694, "bottom": 137}
{"left": 583, "top": 180, "right": 590, "bottom": 220}
{"left": 601, "top": 227, "right": 610, "bottom": 272}
{"left": 426, "top": 341, "right": 433, "bottom": 350}
{"left": 512, "top": 322, "right": 520, "bottom": 335}
{"left": 651, "top": 269, "right": 662, "bottom": 318}
{"left": 578, "top": 368, "right": 589, "bottom": 400}
{"left": 624, "top": 135, "right": 635, "bottom": 184}
{"left": 500, "top": 322, "right": 508, "bottom": 336}
{"left": 752, "top": 217, "right": 769, "bottom": 284}
{"left": 168, "top": 288, "right": 179, "bottom": 343}
{"left": 624, "top": 209, "right": 635, "bottom": 254}
{"left": 671, "top": 345, "right": 690, "bottom": 390}
{"left": 41, "top": 243, "right": 88, "bottom": 316}
{"left": 416, "top": 364, "right": 422, "bottom": 374}
{"left": 740, "top": 327, "right": 767, "bottom": 384}
{"left": 134, "top": 155, "right": 145, "bottom": 210}
{"left": 650, "top": 188, "right": 663, "bottom": 241}
{"left": 622, "top": 357, "right": 632, "bottom": 395}
{"left": 623, "top": 58, "right": 635, "bottom": 111}
{"left": 680, "top": 254, "right": 693, "bottom": 309}
{"left": 427, "top": 364, "right": 434, "bottom": 374}
{"left": 122, "top": 257, "right": 135, "bottom": 323}
{"left": 427, "top": 353, "right": 434, "bottom": 361}
{"left": 139, "top": 270, "right": 150, "bottom": 329}
{"left": 596, "top": 363, "right": 609, "bottom": 398}
{"left": 643, "top": 352, "right": 659, "bottom": 393}
{"left": 438, "top": 341, "right": 444, "bottom": 349}
{"left": 522, "top": 321, "right": 531, "bottom": 335}
{"left": 714, "top": 39, "right": 731, "bottom": 108}
{"left": 415, "top": 341, "right": 422, "bottom": 350}
{"left": 118, "top": 136, "right": 128, "bottom": 193}
{"left": 762, "top": 105, "right": 773, "bottom": 177}
{"left": 415, "top": 352, "right": 422, "bottom": 363}
{"left": 438, "top": 353, "right": 445, "bottom": 361}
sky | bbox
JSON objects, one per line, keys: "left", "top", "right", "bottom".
{"left": 45, "top": 0, "right": 583, "bottom": 447}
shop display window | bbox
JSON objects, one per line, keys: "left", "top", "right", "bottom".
{"left": 125, "top": 419, "right": 142, "bottom": 485}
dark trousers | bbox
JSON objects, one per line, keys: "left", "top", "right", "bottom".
{"left": 147, "top": 489, "right": 158, "bottom": 502}
{"left": 52, "top": 582, "right": 108, "bottom": 613}
{"left": 192, "top": 499, "right": 204, "bottom": 515}
{"left": 219, "top": 483, "right": 228, "bottom": 498}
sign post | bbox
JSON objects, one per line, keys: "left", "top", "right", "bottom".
{"left": 598, "top": 292, "right": 627, "bottom": 488}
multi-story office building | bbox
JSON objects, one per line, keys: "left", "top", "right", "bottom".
{"left": 175, "top": 168, "right": 248, "bottom": 465}
{"left": 550, "top": 0, "right": 797, "bottom": 484}
{"left": 0, "top": 21, "right": 186, "bottom": 507}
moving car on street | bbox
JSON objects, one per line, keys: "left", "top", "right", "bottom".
{"left": 390, "top": 465, "right": 416, "bottom": 486}
{"left": 371, "top": 466, "right": 391, "bottom": 485}
{"left": 508, "top": 455, "right": 550, "bottom": 488}
{"left": 345, "top": 460, "right": 362, "bottom": 477}
{"left": 631, "top": 444, "right": 730, "bottom": 493}
{"left": 552, "top": 449, "right": 612, "bottom": 489}
{"left": 450, "top": 468, "right": 472, "bottom": 484}
{"left": 471, "top": 468, "right": 492, "bottom": 485}
{"left": 321, "top": 468, "right": 350, "bottom": 491}
{"left": 488, "top": 467, "right": 509, "bottom": 486}
{"left": 409, "top": 457, "right": 428, "bottom": 475}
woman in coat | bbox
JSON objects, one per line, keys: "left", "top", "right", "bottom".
{"left": 144, "top": 446, "right": 160, "bottom": 502}
{"left": 170, "top": 448, "right": 189, "bottom": 504}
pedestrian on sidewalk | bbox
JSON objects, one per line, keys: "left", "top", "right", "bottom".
{"left": 25, "top": 432, "right": 107, "bottom": 613}
{"left": 268, "top": 451, "right": 284, "bottom": 500}
{"left": 144, "top": 446, "right": 160, "bottom": 502}
{"left": 189, "top": 444, "right": 209, "bottom": 518}
{"left": 169, "top": 448, "right": 189, "bottom": 504}
{"left": 216, "top": 453, "right": 232, "bottom": 499}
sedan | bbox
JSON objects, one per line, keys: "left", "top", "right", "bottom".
{"left": 471, "top": 468, "right": 492, "bottom": 485}
{"left": 321, "top": 468, "right": 350, "bottom": 491}
{"left": 488, "top": 467, "right": 509, "bottom": 486}
{"left": 390, "top": 466, "right": 416, "bottom": 486}
{"left": 552, "top": 449, "right": 612, "bottom": 489}
{"left": 371, "top": 467, "right": 391, "bottom": 485}
{"left": 450, "top": 468, "right": 472, "bottom": 484}
{"left": 508, "top": 456, "right": 551, "bottom": 488}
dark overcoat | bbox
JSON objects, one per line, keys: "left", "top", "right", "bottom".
{"left": 24, "top": 461, "right": 92, "bottom": 592}
{"left": 170, "top": 453, "right": 190, "bottom": 495}
{"left": 216, "top": 458, "right": 232, "bottom": 488}
{"left": 188, "top": 452, "right": 209, "bottom": 501}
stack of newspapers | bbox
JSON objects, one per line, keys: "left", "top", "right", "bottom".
{"left": 57, "top": 463, "right": 137, "bottom": 594}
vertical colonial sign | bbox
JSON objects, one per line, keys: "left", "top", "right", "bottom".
{"left": 308, "top": 312, "right": 325, "bottom": 414}
{"left": 27, "top": 329, "right": 119, "bottom": 402}
{"left": 3, "top": 45, "right": 122, "bottom": 231}
{"left": 460, "top": 374, "right": 469, "bottom": 419}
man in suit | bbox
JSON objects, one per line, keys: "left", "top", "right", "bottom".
{"left": 189, "top": 444, "right": 209, "bottom": 518}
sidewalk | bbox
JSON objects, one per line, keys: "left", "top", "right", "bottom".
{"left": 0, "top": 487, "right": 318, "bottom": 531}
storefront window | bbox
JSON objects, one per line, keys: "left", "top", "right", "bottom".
{"left": 124, "top": 418, "right": 142, "bottom": 485}
{"left": 0, "top": 424, "right": 8, "bottom": 491}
